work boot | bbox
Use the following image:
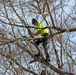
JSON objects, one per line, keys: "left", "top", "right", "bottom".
{"left": 45, "top": 54, "right": 50, "bottom": 62}
{"left": 45, "top": 58, "right": 50, "bottom": 62}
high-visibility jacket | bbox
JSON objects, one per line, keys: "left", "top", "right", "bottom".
{"left": 36, "top": 23, "right": 49, "bottom": 35}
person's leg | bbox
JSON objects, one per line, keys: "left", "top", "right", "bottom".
{"left": 35, "top": 39, "right": 42, "bottom": 45}
{"left": 43, "top": 38, "right": 50, "bottom": 61}
{"left": 34, "top": 39, "right": 42, "bottom": 56}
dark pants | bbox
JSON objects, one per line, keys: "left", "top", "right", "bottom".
{"left": 35, "top": 34, "right": 50, "bottom": 59}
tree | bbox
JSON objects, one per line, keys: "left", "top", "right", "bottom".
{"left": 0, "top": 0, "right": 76, "bottom": 75}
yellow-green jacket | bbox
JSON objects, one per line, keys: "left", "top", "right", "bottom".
{"left": 36, "top": 23, "right": 49, "bottom": 35}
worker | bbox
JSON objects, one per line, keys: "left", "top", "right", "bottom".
{"left": 31, "top": 18, "right": 50, "bottom": 62}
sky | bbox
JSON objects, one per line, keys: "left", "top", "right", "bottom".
{"left": 0, "top": 0, "right": 76, "bottom": 75}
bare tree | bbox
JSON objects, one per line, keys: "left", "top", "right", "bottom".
{"left": 0, "top": 0, "right": 76, "bottom": 75}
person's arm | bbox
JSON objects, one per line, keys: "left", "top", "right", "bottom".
{"left": 31, "top": 23, "right": 44, "bottom": 36}
{"left": 31, "top": 31, "right": 41, "bottom": 36}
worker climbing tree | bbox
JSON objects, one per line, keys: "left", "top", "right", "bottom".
{"left": 31, "top": 18, "right": 50, "bottom": 62}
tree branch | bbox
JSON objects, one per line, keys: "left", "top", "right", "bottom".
{"left": 0, "top": 52, "right": 38, "bottom": 75}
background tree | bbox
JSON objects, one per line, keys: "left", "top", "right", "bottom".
{"left": 0, "top": 0, "right": 76, "bottom": 75}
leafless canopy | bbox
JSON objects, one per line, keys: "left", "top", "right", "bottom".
{"left": 0, "top": 0, "right": 76, "bottom": 75}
